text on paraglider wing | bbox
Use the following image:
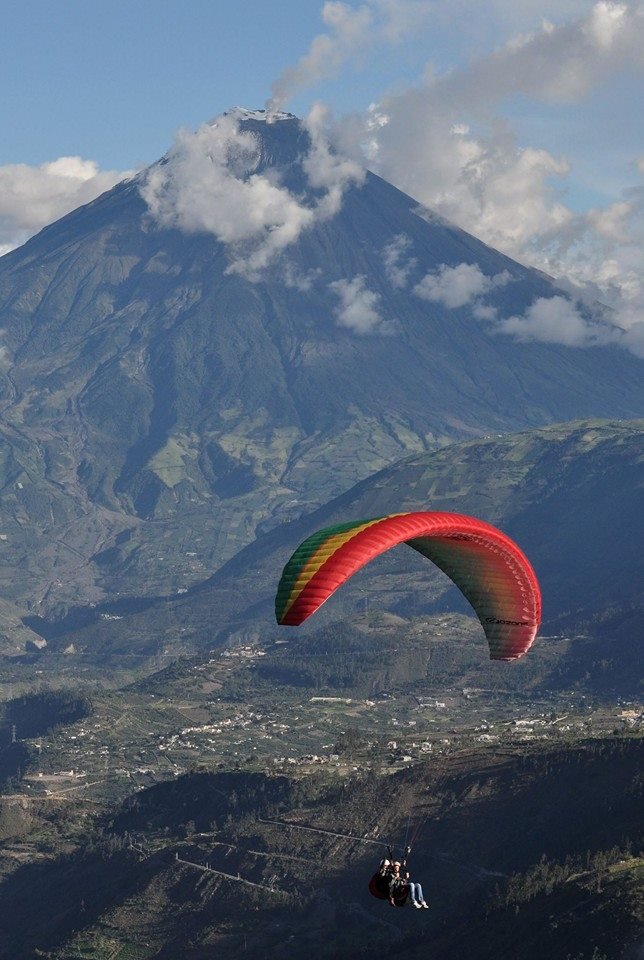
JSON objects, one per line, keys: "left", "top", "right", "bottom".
{"left": 485, "top": 618, "right": 529, "bottom": 625}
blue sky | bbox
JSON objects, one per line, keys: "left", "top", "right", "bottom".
{"left": 1, "top": 0, "right": 643, "bottom": 348}
{"left": 1, "top": 1, "right": 326, "bottom": 168}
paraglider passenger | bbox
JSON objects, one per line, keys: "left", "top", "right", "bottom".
{"left": 388, "top": 861, "right": 428, "bottom": 908}
{"left": 387, "top": 861, "right": 405, "bottom": 905}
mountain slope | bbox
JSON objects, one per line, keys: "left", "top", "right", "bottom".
{"left": 0, "top": 113, "right": 641, "bottom": 618}
{"left": 32, "top": 419, "right": 643, "bottom": 695}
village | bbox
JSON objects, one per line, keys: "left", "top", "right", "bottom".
{"left": 11, "top": 645, "right": 642, "bottom": 804}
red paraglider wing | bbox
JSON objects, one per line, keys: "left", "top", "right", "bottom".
{"left": 275, "top": 512, "right": 541, "bottom": 661}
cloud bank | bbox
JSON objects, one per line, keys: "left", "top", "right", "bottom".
{"left": 0, "top": 157, "right": 129, "bottom": 256}
{"left": 499, "top": 295, "right": 644, "bottom": 357}
{"left": 401, "top": 256, "right": 644, "bottom": 357}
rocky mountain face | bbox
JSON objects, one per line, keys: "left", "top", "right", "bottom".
{"left": 0, "top": 112, "right": 642, "bottom": 626}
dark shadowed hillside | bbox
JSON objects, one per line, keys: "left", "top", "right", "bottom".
{"left": 0, "top": 737, "right": 640, "bottom": 959}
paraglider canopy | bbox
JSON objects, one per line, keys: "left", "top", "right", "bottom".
{"left": 275, "top": 511, "right": 541, "bottom": 661}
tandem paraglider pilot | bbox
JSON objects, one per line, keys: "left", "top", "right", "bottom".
{"left": 369, "top": 849, "right": 429, "bottom": 909}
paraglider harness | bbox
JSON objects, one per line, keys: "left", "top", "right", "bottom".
{"left": 368, "top": 845, "right": 412, "bottom": 907}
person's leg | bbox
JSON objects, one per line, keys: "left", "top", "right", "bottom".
{"left": 416, "top": 882, "right": 429, "bottom": 907}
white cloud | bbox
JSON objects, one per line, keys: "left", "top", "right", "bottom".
{"left": 141, "top": 115, "right": 311, "bottom": 277}
{"left": 303, "top": 102, "right": 365, "bottom": 217}
{"left": 413, "top": 262, "right": 510, "bottom": 308}
{"left": 408, "top": 259, "right": 644, "bottom": 356}
{"left": 498, "top": 296, "right": 599, "bottom": 346}
{"left": 329, "top": 274, "right": 385, "bottom": 332}
{"left": 416, "top": 0, "right": 594, "bottom": 32}
{"left": 472, "top": 303, "right": 498, "bottom": 321}
{"left": 534, "top": 180, "right": 644, "bottom": 346}
{"left": 348, "top": 103, "right": 576, "bottom": 263}
{"left": 437, "top": 1, "right": 643, "bottom": 107}
{"left": 587, "top": 200, "right": 632, "bottom": 242}
{"left": 585, "top": 0, "right": 628, "bottom": 49}
{"left": 141, "top": 110, "right": 363, "bottom": 280}
{"left": 0, "top": 157, "right": 129, "bottom": 254}
{"left": 496, "top": 293, "right": 643, "bottom": 355}
{"left": 382, "top": 234, "right": 417, "bottom": 288}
